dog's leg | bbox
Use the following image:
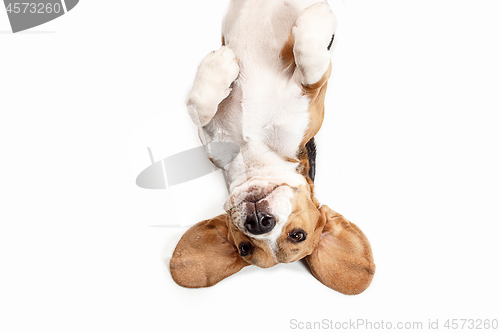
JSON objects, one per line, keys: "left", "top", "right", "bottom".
{"left": 186, "top": 46, "right": 240, "bottom": 129}
{"left": 292, "top": 3, "right": 337, "bottom": 86}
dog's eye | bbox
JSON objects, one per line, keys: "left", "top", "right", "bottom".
{"left": 238, "top": 242, "right": 253, "bottom": 256}
{"left": 288, "top": 229, "right": 307, "bottom": 243}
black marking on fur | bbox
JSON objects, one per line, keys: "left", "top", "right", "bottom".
{"left": 306, "top": 137, "right": 317, "bottom": 182}
{"left": 327, "top": 34, "right": 335, "bottom": 51}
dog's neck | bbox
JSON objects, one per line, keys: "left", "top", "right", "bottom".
{"left": 225, "top": 141, "right": 307, "bottom": 193}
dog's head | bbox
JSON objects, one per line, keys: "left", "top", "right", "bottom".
{"left": 170, "top": 169, "right": 375, "bottom": 294}
{"left": 223, "top": 175, "right": 323, "bottom": 268}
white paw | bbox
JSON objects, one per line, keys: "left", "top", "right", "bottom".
{"left": 187, "top": 46, "right": 240, "bottom": 126}
{"left": 293, "top": 2, "right": 337, "bottom": 85}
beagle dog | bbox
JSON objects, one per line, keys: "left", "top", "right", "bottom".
{"left": 170, "top": 0, "right": 375, "bottom": 295}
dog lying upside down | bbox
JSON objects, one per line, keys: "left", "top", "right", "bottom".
{"left": 170, "top": 0, "right": 375, "bottom": 295}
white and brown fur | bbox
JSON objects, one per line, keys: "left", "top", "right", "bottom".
{"left": 170, "top": 0, "right": 375, "bottom": 294}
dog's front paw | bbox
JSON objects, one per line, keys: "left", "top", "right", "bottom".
{"left": 187, "top": 46, "right": 240, "bottom": 126}
{"left": 293, "top": 2, "right": 337, "bottom": 85}
{"left": 198, "top": 46, "right": 240, "bottom": 99}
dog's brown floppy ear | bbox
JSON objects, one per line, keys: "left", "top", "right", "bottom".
{"left": 306, "top": 205, "right": 375, "bottom": 295}
{"left": 170, "top": 214, "right": 249, "bottom": 288}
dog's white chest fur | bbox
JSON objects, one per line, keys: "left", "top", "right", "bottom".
{"left": 195, "top": 1, "right": 328, "bottom": 183}
{"left": 230, "top": 67, "right": 310, "bottom": 158}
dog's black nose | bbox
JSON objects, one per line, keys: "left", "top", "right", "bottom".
{"left": 244, "top": 212, "right": 276, "bottom": 235}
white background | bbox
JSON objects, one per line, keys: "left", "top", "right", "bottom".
{"left": 1, "top": 0, "right": 499, "bottom": 332}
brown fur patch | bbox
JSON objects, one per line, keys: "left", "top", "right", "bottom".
{"left": 301, "top": 62, "right": 332, "bottom": 147}
{"left": 296, "top": 145, "right": 310, "bottom": 175}
{"left": 280, "top": 30, "right": 296, "bottom": 75}
{"left": 283, "top": 156, "right": 300, "bottom": 164}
